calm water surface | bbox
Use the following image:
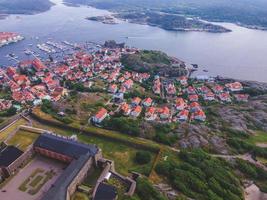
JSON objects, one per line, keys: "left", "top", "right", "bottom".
{"left": 1, "top": 0, "right": 267, "bottom": 82}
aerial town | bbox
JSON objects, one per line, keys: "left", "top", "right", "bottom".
{"left": 0, "top": 32, "right": 262, "bottom": 200}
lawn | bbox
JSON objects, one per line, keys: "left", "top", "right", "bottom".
{"left": 71, "top": 192, "right": 89, "bottom": 200}
{"left": 0, "top": 118, "right": 28, "bottom": 142}
{"left": 246, "top": 131, "right": 267, "bottom": 145}
{"left": 6, "top": 129, "right": 39, "bottom": 151}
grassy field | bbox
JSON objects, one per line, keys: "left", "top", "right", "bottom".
{"left": 71, "top": 192, "right": 89, "bottom": 200}
{"left": 0, "top": 118, "right": 28, "bottom": 142}
{"left": 246, "top": 131, "right": 267, "bottom": 145}
{"left": 6, "top": 129, "right": 39, "bottom": 151}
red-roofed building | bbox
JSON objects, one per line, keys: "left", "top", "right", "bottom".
{"left": 131, "top": 97, "right": 141, "bottom": 106}
{"left": 191, "top": 109, "right": 206, "bottom": 121}
{"left": 203, "top": 92, "right": 215, "bottom": 101}
{"left": 158, "top": 106, "right": 170, "bottom": 119}
{"left": 123, "top": 79, "right": 134, "bottom": 90}
{"left": 218, "top": 92, "right": 231, "bottom": 102}
{"left": 189, "top": 94, "right": 199, "bottom": 102}
{"left": 145, "top": 107, "right": 157, "bottom": 121}
{"left": 179, "top": 76, "right": 188, "bottom": 86}
{"left": 32, "top": 59, "right": 46, "bottom": 72}
{"left": 177, "top": 109, "right": 189, "bottom": 122}
{"left": 187, "top": 86, "right": 196, "bottom": 94}
{"left": 142, "top": 98, "right": 153, "bottom": 107}
{"left": 6, "top": 67, "right": 16, "bottom": 78}
{"left": 108, "top": 84, "right": 118, "bottom": 93}
{"left": 92, "top": 108, "right": 108, "bottom": 123}
{"left": 225, "top": 82, "right": 243, "bottom": 92}
{"left": 175, "top": 98, "right": 187, "bottom": 111}
{"left": 190, "top": 102, "right": 201, "bottom": 112}
{"left": 120, "top": 103, "right": 131, "bottom": 116}
{"left": 234, "top": 94, "right": 249, "bottom": 102}
{"left": 130, "top": 106, "right": 142, "bottom": 117}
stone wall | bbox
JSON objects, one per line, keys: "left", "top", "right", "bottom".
{"left": 67, "top": 157, "right": 93, "bottom": 200}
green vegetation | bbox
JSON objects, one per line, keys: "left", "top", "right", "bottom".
{"left": 41, "top": 100, "right": 73, "bottom": 124}
{"left": 156, "top": 149, "right": 243, "bottom": 200}
{"left": 65, "top": 0, "right": 267, "bottom": 30}
{"left": 135, "top": 151, "right": 152, "bottom": 165}
{"left": 0, "top": 0, "right": 54, "bottom": 14}
{"left": 29, "top": 175, "right": 43, "bottom": 187}
{"left": 72, "top": 192, "right": 89, "bottom": 200}
{"left": 19, "top": 168, "right": 44, "bottom": 192}
{"left": 30, "top": 115, "right": 157, "bottom": 176}
{"left": 235, "top": 159, "right": 267, "bottom": 192}
{"left": 103, "top": 117, "right": 141, "bottom": 136}
{"left": 135, "top": 177, "right": 167, "bottom": 200}
{"left": 7, "top": 129, "right": 39, "bottom": 151}
{"left": 0, "top": 107, "right": 17, "bottom": 117}
{"left": 121, "top": 50, "right": 187, "bottom": 77}
{"left": 0, "top": 118, "right": 28, "bottom": 142}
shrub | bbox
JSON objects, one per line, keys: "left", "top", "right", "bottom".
{"left": 135, "top": 151, "right": 152, "bottom": 165}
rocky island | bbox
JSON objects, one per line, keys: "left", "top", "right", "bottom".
{"left": 116, "top": 11, "right": 231, "bottom": 33}
{"left": 86, "top": 15, "right": 119, "bottom": 24}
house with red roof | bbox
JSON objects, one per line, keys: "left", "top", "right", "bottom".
{"left": 32, "top": 59, "right": 46, "bottom": 72}
{"left": 225, "top": 82, "right": 243, "bottom": 92}
{"left": 130, "top": 106, "right": 142, "bottom": 117}
{"left": 212, "top": 85, "right": 224, "bottom": 94}
{"left": 92, "top": 108, "right": 108, "bottom": 124}
{"left": 218, "top": 92, "right": 231, "bottom": 102}
{"left": 145, "top": 107, "right": 157, "bottom": 121}
{"left": 234, "top": 94, "right": 249, "bottom": 102}
{"left": 190, "top": 102, "right": 201, "bottom": 112}
{"left": 187, "top": 86, "right": 196, "bottom": 94}
{"left": 108, "top": 84, "right": 118, "bottom": 94}
{"left": 176, "top": 110, "right": 189, "bottom": 122}
{"left": 203, "top": 92, "right": 215, "bottom": 101}
{"left": 119, "top": 86, "right": 127, "bottom": 93}
{"left": 166, "top": 83, "right": 176, "bottom": 95}
{"left": 158, "top": 106, "right": 170, "bottom": 120}
{"left": 175, "top": 98, "right": 186, "bottom": 111}
{"left": 191, "top": 109, "right": 206, "bottom": 121}
{"left": 131, "top": 97, "right": 142, "bottom": 106}
{"left": 189, "top": 94, "right": 199, "bottom": 102}
{"left": 13, "top": 75, "right": 30, "bottom": 86}
{"left": 8, "top": 80, "right": 20, "bottom": 92}
{"left": 120, "top": 103, "right": 131, "bottom": 116}
{"left": 142, "top": 98, "right": 153, "bottom": 107}
{"left": 123, "top": 79, "right": 134, "bottom": 90}
{"left": 179, "top": 76, "right": 188, "bottom": 86}
{"left": 0, "top": 100, "right": 12, "bottom": 111}
{"left": 6, "top": 67, "right": 16, "bottom": 78}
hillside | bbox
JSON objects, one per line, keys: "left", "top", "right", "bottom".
{"left": 0, "top": 0, "right": 54, "bottom": 14}
{"left": 121, "top": 50, "right": 188, "bottom": 77}
{"left": 64, "top": 0, "right": 267, "bottom": 30}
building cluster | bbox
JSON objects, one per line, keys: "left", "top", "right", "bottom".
{"left": 0, "top": 43, "right": 249, "bottom": 125}
{"left": 0, "top": 32, "right": 24, "bottom": 47}
{"left": 0, "top": 127, "right": 136, "bottom": 200}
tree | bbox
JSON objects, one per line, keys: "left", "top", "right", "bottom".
{"left": 135, "top": 151, "right": 151, "bottom": 165}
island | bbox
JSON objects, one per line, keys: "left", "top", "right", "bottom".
{"left": 86, "top": 15, "right": 119, "bottom": 25}
{"left": 116, "top": 11, "right": 231, "bottom": 33}
{"left": 64, "top": 0, "right": 267, "bottom": 31}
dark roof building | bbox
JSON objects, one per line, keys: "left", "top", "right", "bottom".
{"left": 0, "top": 146, "right": 23, "bottom": 167}
{"left": 34, "top": 133, "right": 98, "bottom": 159}
{"left": 41, "top": 154, "right": 91, "bottom": 200}
{"left": 94, "top": 182, "right": 118, "bottom": 200}
{"left": 33, "top": 133, "right": 100, "bottom": 200}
